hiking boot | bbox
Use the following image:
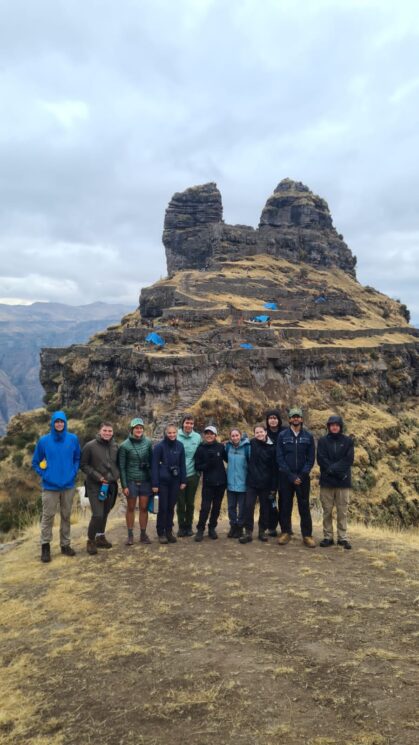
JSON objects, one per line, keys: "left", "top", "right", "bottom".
{"left": 303, "top": 536, "right": 316, "bottom": 548}
{"left": 86, "top": 539, "right": 98, "bottom": 555}
{"left": 227, "top": 526, "right": 236, "bottom": 538}
{"left": 277, "top": 532, "right": 291, "bottom": 545}
{"left": 159, "top": 535, "right": 169, "bottom": 545}
{"left": 208, "top": 528, "right": 218, "bottom": 540}
{"left": 338, "top": 539, "right": 352, "bottom": 550}
{"left": 258, "top": 530, "right": 268, "bottom": 542}
{"left": 126, "top": 534, "right": 134, "bottom": 546}
{"left": 140, "top": 532, "right": 151, "bottom": 544}
{"left": 194, "top": 529, "right": 204, "bottom": 542}
{"left": 239, "top": 530, "right": 253, "bottom": 544}
{"left": 61, "top": 545, "right": 76, "bottom": 557}
{"left": 166, "top": 531, "right": 177, "bottom": 544}
{"left": 185, "top": 527, "right": 194, "bottom": 537}
{"left": 235, "top": 526, "right": 243, "bottom": 539}
{"left": 41, "top": 543, "right": 51, "bottom": 563}
{"left": 268, "top": 529, "right": 278, "bottom": 537}
{"left": 177, "top": 527, "right": 187, "bottom": 537}
{"left": 96, "top": 535, "right": 112, "bottom": 549}
{"left": 320, "top": 538, "right": 334, "bottom": 547}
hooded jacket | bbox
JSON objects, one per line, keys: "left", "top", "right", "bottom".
{"left": 194, "top": 441, "right": 227, "bottom": 487}
{"left": 32, "top": 411, "right": 81, "bottom": 491}
{"left": 225, "top": 436, "right": 250, "bottom": 492}
{"left": 277, "top": 426, "right": 315, "bottom": 483}
{"left": 117, "top": 434, "right": 153, "bottom": 488}
{"left": 152, "top": 437, "right": 186, "bottom": 488}
{"left": 247, "top": 436, "right": 277, "bottom": 491}
{"left": 317, "top": 420, "right": 354, "bottom": 488}
{"left": 177, "top": 428, "right": 201, "bottom": 477}
{"left": 81, "top": 433, "right": 119, "bottom": 498}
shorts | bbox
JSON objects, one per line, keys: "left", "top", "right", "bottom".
{"left": 127, "top": 481, "right": 152, "bottom": 499}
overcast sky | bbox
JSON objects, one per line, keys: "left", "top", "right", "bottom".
{"left": 0, "top": 0, "right": 418, "bottom": 322}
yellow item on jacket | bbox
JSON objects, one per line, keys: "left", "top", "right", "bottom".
{"left": 40, "top": 459, "right": 47, "bottom": 469}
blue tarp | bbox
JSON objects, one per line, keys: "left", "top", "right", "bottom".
{"left": 145, "top": 332, "right": 165, "bottom": 346}
{"left": 314, "top": 295, "right": 327, "bottom": 304}
{"left": 264, "top": 302, "right": 277, "bottom": 310}
{"left": 240, "top": 343, "right": 254, "bottom": 349}
{"left": 253, "top": 315, "right": 270, "bottom": 323}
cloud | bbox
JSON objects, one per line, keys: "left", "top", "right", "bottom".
{"left": 0, "top": 0, "right": 418, "bottom": 323}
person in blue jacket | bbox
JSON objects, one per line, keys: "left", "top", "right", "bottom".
{"left": 225, "top": 428, "right": 250, "bottom": 538}
{"left": 152, "top": 423, "right": 186, "bottom": 544}
{"left": 276, "top": 407, "right": 316, "bottom": 548}
{"left": 32, "top": 410, "right": 81, "bottom": 563}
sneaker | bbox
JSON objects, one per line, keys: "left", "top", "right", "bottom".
{"left": 140, "top": 533, "right": 151, "bottom": 544}
{"left": 303, "top": 536, "right": 316, "bottom": 548}
{"left": 208, "top": 528, "right": 218, "bottom": 540}
{"left": 96, "top": 535, "right": 112, "bottom": 549}
{"left": 277, "top": 532, "right": 291, "bottom": 545}
{"left": 86, "top": 539, "right": 98, "bottom": 555}
{"left": 61, "top": 545, "right": 76, "bottom": 556}
{"left": 268, "top": 529, "right": 278, "bottom": 537}
{"left": 158, "top": 535, "right": 169, "bottom": 544}
{"left": 239, "top": 530, "right": 253, "bottom": 544}
{"left": 194, "top": 529, "right": 204, "bottom": 542}
{"left": 177, "top": 527, "right": 187, "bottom": 538}
{"left": 166, "top": 531, "right": 177, "bottom": 544}
{"left": 126, "top": 535, "right": 134, "bottom": 546}
{"left": 258, "top": 530, "right": 268, "bottom": 542}
{"left": 338, "top": 539, "right": 352, "bottom": 550}
{"left": 41, "top": 543, "right": 51, "bottom": 563}
{"left": 319, "top": 538, "right": 334, "bottom": 547}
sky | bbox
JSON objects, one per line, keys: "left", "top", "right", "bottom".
{"left": 0, "top": 0, "right": 418, "bottom": 322}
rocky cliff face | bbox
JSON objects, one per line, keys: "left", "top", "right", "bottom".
{"left": 163, "top": 179, "right": 356, "bottom": 276}
{"left": 1, "top": 180, "right": 418, "bottom": 528}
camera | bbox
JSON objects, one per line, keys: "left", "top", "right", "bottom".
{"left": 169, "top": 465, "right": 179, "bottom": 477}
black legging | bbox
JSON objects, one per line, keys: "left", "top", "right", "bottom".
{"left": 87, "top": 482, "right": 117, "bottom": 539}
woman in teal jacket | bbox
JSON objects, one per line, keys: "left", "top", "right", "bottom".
{"left": 225, "top": 429, "right": 250, "bottom": 538}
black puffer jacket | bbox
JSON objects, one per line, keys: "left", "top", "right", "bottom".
{"left": 317, "top": 432, "right": 354, "bottom": 488}
{"left": 247, "top": 437, "right": 277, "bottom": 491}
{"left": 194, "top": 442, "right": 227, "bottom": 487}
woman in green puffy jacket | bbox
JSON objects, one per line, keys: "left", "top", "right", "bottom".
{"left": 117, "top": 417, "right": 153, "bottom": 545}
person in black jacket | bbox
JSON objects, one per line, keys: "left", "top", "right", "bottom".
{"left": 194, "top": 426, "right": 226, "bottom": 542}
{"left": 239, "top": 424, "right": 277, "bottom": 544}
{"left": 317, "top": 415, "right": 354, "bottom": 550}
{"left": 152, "top": 424, "right": 186, "bottom": 544}
{"left": 277, "top": 407, "right": 316, "bottom": 548}
{"left": 265, "top": 408, "right": 287, "bottom": 536}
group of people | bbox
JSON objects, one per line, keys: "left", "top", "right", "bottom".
{"left": 32, "top": 406, "right": 354, "bottom": 562}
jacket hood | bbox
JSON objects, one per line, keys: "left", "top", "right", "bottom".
{"left": 327, "top": 415, "right": 344, "bottom": 431}
{"left": 50, "top": 410, "right": 67, "bottom": 437}
{"left": 265, "top": 408, "right": 282, "bottom": 429}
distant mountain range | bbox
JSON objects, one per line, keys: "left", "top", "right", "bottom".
{"left": 0, "top": 301, "right": 132, "bottom": 434}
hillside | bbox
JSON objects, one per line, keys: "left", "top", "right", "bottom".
{"left": 0, "top": 179, "right": 418, "bottom": 528}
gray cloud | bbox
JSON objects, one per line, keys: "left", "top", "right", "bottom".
{"left": 0, "top": 0, "right": 418, "bottom": 321}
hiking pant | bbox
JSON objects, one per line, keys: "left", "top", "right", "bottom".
{"left": 87, "top": 482, "right": 117, "bottom": 540}
{"left": 227, "top": 490, "right": 246, "bottom": 526}
{"left": 243, "top": 487, "right": 271, "bottom": 533}
{"left": 177, "top": 473, "right": 200, "bottom": 529}
{"left": 320, "top": 487, "right": 351, "bottom": 541}
{"left": 279, "top": 476, "right": 312, "bottom": 537}
{"left": 197, "top": 485, "right": 225, "bottom": 532}
{"left": 40, "top": 488, "right": 75, "bottom": 546}
{"left": 157, "top": 480, "right": 180, "bottom": 536}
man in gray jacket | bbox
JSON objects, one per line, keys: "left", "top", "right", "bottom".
{"left": 81, "top": 422, "right": 119, "bottom": 555}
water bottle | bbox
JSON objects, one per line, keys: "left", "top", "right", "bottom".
{"left": 153, "top": 493, "right": 159, "bottom": 514}
{"left": 98, "top": 482, "right": 109, "bottom": 501}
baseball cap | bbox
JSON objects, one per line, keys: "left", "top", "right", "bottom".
{"left": 130, "top": 417, "right": 144, "bottom": 428}
{"left": 204, "top": 425, "right": 217, "bottom": 435}
{"left": 288, "top": 407, "right": 303, "bottom": 418}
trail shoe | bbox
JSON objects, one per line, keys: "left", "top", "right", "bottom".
{"left": 86, "top": 539, "right": 98, "bottom": 555}
{"left": 61, "top": 545, "right": 76, "bottom": 556}
{"left": 41, "top": 543, "right": 51, "bottom": 563}
{"left": 338, "top": 539, "right": 352, "bottom": 550}
{"left": 185, "top": 527, "right": 194, "bottom": 537}
{"left": 194, "top": 529, "right": 204, "bottom": 542}
{"left": 277, "top": 532, "right": 291, "bottom": 545}
{"left": 227, "top": 526, "right": 236, "bottom": 538}
{"left": 208, "top": 528, "right": 218, "bottom": 540}
{"left": 268, "top": 529, "right": 278, "bottom": 537}
{"left": 126, "top": 535, "right": 134, "bottom": 546}
{"left": 303, "top": 536, "right": 316, "bottom": 548}
{"left": 235, "top": 526, "right": 243, "bottom": 539}
{"left": 239, "top": 530, "right": 253, "bottom": 544}
{"left": 258, "top": 530, "right": 268, "bottom": 542}
{"left": 166, "top": 531, "right": 177, "bottom": 544}
{"left": 140, "top": 532, "right": 151, "bottom": 544}
{"left": 96, "top": 535, "right": 112, "bottom": 549}
{"left": 320, "top": 538, "right": 334, "bottom": 547}
{"left": 158, "top": 535, "right": 169, "bottom": 544}
{"left": 177, "top": 527, "right": 187, "bottom": 537}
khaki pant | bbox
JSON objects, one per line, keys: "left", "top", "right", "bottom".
{"left": 40, "top": 488, "right": 75, "bottom": 546}
{"left": 320, "top": 487, "right": 351, "bottom": 540}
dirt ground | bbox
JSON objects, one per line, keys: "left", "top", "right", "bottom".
{"left": 0, "top": 509, "right": 418, "bottom": 745}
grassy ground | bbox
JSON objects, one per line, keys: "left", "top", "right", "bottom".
{"left": 1, "top": 506, "right": 418, "bottom": 745}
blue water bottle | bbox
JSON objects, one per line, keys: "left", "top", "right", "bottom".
{"left": 98, "top": 482, "right": 109, "bottom": 501}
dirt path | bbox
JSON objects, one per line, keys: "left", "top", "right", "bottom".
{"left": 1, "top": 513, "right": 418, "bottom": 745}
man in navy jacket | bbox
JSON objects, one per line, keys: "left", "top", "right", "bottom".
{"left": 276, "top": 407, "right": 316, "bottom": 547}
